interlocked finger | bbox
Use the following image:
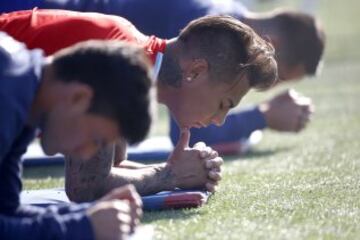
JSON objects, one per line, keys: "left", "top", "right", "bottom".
{"left": 205, "top": 157, "right": 223, "bottom": 169}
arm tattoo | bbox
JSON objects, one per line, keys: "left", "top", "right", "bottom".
{"left": 65, "top": 144, "right": 115, "bottom": 202}
{"left": 108, "top": 163, "right": 176, "bottom": 196}
{"left": 65, "top": 141, "right": 177, "bottom": 200}
{"left": 134, "top": 164, "right": 175, "bottom": 195}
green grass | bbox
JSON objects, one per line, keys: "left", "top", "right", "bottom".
{"left": 22, "top": 0, "right": 360, "bottom": 239}
{"left": 139, "top": 59, "right": 360, "bottom": 240}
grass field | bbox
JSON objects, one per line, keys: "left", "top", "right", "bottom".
{"left": 23, "top": 0, "right": 360, "bottom": 239}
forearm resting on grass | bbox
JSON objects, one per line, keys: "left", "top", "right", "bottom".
{"left": 65, "top": 146, "right": 178, "bottom": 202}
{"left": 65, "top": 133, "right": 223, "bottom": 202}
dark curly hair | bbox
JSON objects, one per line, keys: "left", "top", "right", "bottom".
{"left": 52, "top": 40, "right": 153, "bottom": 144}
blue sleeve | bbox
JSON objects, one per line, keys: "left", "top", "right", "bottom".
{"left": 206, "top": 0, "right": 248, "bottom": 20}
{"left": 0, "top": 0, "right": 41, "bottom": 13}
{"left": 0, "top": 203, "right": 94, "bottom": 240}
{"left": 169, "top": 107, "right": 267, "bottom": 146}
{"left": 0, "top": 32, "right": 44, "bottom": 213}
{"left": 39, "top": 0, "right": 209, "bottom": 38}
{"left": 0, "top": 32, "right": 94, "bottom": 240}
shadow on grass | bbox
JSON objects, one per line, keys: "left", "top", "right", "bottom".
{"left": 142, "top": 208, "right": 201, "bottom": 223}
{"left": 224, "top": 146, "right": 293, "bottom": 162}
{"left": 22, "top": 146, "right": 293, "bottom": 179}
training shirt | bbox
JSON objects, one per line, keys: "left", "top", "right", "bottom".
{"left": 0, "top": 0, "right": 248, "bottom": 39}
{"left": 0, "top": 8, "right": 167, "bottom": 62}
{"left": 0, "top": 32, "right": 94, "bottom": 239}
{"left": 0, "top": 0, "right": 266, "bottom": 147}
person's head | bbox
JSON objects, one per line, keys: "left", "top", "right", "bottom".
{"left": 248, "top": 9, "right": 325, "bottom": 81}
{"left": 158, "top": 15, "right": 277, "bottom": 128}
{"left": 39, "top": 41, "right": 153, "bottom": 159}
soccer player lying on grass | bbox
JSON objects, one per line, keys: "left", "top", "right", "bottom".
{"left": 0, "top": 0, "right": 324, "bottom": 155}
{"left": 0, "top": 33, "right": 154, "bottom": 239}
{"left": 0, "top": 10, "right": 277, "bottom": 201}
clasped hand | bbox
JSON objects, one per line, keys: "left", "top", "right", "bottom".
{"left": 167, "top": 128, "right": 223, "bottom": 192}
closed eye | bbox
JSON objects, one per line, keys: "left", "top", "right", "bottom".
{"left": 228, "top": 99, "right": 235, "bottom": 109}
{"left": 219, "top": 99, "right": 235, "bottom": 111}
{"left": 219, "top": 102, "right": 224, "bottom": 110}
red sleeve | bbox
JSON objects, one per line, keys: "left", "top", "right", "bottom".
{"left": 0, "top": 9, "right": 143, "bottom": 56}
{"left": 0, "top": 9, "right": 166, "bottom": 63}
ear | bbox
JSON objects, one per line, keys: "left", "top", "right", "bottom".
{"left": 66, "top": 83, "right": 93, "bottom": 114}
{"left": 264, "top": 33, "right": 280, "bottom": 49}
{"left": 183, "top": 58, "right": 209, "bottom": 84}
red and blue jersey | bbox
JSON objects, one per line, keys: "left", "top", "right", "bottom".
{"left": 0, "top": 8, "right": 167, "bottom": 63}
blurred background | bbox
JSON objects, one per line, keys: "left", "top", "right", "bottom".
{"left": 151, "top": 0, "right": 360, "bottom": 135}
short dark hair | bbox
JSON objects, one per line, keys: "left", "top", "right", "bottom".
{"left": 179, "top": 15, "right": 278, "bottom": 90}
{"left": 273, "top": 10, "right": 325, "bottom": 75}
{"left": 52, "top": 40, "right": 153, "bottom": 144}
